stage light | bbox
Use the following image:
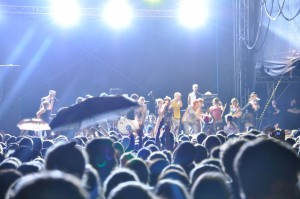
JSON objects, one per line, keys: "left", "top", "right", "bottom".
{"left": 102, "top": 0, "right": 134, "bottom": 29}
{"left": 144, "top": 0, "right": 162, "bottom": 5}
{"left": 50, "top": 0, "right": 81, "bottom": 27}
{"left": 178, "top": 0, "right": 208, "bottom": 29}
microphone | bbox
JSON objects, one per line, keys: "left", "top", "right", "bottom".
{"left": 148, "top": 91, "right": 153, "bottom": 96}
{"left": 54, "top": 97, "right": 59, "bottom": 102}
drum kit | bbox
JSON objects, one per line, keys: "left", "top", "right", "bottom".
{"left": 117, "top": 117, "right": 139, "bottom": 135}
{"left": 116, "top": 113, "right": 156, "bottom": 135}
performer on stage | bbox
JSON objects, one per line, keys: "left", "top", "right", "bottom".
{"left": 229, "top": 98, "right": 242, "bottom": 119}
{"left": 241, "top": 92, "right": 260, "bottom": 130}
{"left": 36, "top": 90, "right": 56, "bottom": 123}
{"left": 154, "top": 98, "right": 164, "bottom": 136}
{"left": 36, "top": 90, "right": 56, "bottom": 138}
{"left": 135, "top": 96, "right": 148, "bottom": 125}
{"left": 209, "top": 97, "right": 225, "bottom": 131}
{"left": 229, "top": 98, "right": 242, "bottom": 129}
{"left": 171, "top": 92, "right": 182, "bottom": 135}
{"left": 224, "top": 114, "right": 240, "bottom": 134}
{"left": 188, "top": 84, "right": 200, "bottom": 106}
{"left": 182, "top": 99, "right": 202, "bottom": 135}
{"left": 162, "top": 96, "right": 174, "bottom": 128}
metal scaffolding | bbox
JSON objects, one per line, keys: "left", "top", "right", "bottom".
{"left": 0, "top": 5, "right": 178, "bottom": 18}
{"left": 233, "top": 0, "right": 250, "bottom": 105}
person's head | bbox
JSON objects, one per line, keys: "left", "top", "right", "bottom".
{"left": 148, "top": 151, "right": 168, "bottom": 162}
{"left": 173, "top": 142, "right": 196, "bottom": 166}
{"left": 220, "top": 138, "right": 247, "bottom": 180}
{"left": 156, "top": 179, "right": 190, "bottom": 199}
{"left": 138, "top": 96, "right": 145, "bottom": 105}
{"left": 103, "top": 168, "right": 139, "bottom": 198}
{"left": 174, "top": 92, "right": 182, "bottom": 100}
{"left": 196, "top": 132, "right": 208, "bottom": 144}
{"left": 82, "top": 164, "right": 101, "bottom": 199}
{"left": 125, "top": 158, "right": 149, "bottom": 184}
{"left": 225, "top": 114, "right": 234, "bottom": 123}
{"left": 0, "top": 157, "right": 21, "bottom": 170}
{"left": 137, "top": 147, "right": 151, "bottom": 160}
{"left": 120, "top": 152, "right": 135, "bottom": 167}
{"left": 249, "top": 92, "right": 258, "bottom": 100}
{"left": 164, "top": 96, "right": 171, "bottom": 105}
{"left": 0, "top": 169, "right": 22, "bottom": 199}
{"left": 234, "top": 139, "right": 300, "bottom": 199}
{"left": 113, "top": 141, "right": 124, "bottom": 163}
{"left": 86, "top": 138, "right": 117, "bottom": 183}
{"left": 158, "top": 169, "right": 190, "bottom": 189}
{"left": 192, "top": 84, "right": 199, "bottom": 92}
{"left": 6, "top": 171, "right": 88, "bottom": 199}
{"left": 48, "top": 90, "right": 56, "bottom": 98}
{"left": 149, "top": 159, "right": 169, "bottom": 186}
{"left": 191, "top": 172, "right": 231, "bottom": 199}
{"left": 202, "top": 135, "right": 222, "bottom": 154}
{"left": 198, "top": 98, "right": 204, "bottom": 106}
{"left": 18, "top": 161, "right": 42, "bottom": 175}
{"left": 18, "top": 137, "right": 33, "bottom": 150}
{"left": 212, "top": 98, "right": 220, "bottom": 106}
{"left": 45, "top": 142, "right": 87, "bottom": 179}
{"left": 231, "top": 98, "right": 239, "bottom": 106}
{"left": 189, "top": 164, "right": 221, "bottom": 185}
{"left": 156, "top": 98, "right": 163, "bottom": 107}
{"left": 194, "top": 144, "right": 208, "bottom": 164}
{"left": 107, "top": 181, "right": 154, "bottom": 199}
{"left": 31, "top": 137, "right": 42, "bottom": 151}
{"left": 192, "top": 99, "right": 200, "bottom": 108}
{"left": 220, "top": 138, "right": 247, "bottom": 199}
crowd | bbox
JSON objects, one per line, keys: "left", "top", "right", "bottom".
{"left": 0, "top": 85, "right": 299, "bottom": 199}
{"left": 0, "top": 124, "right": 300, "bottom": 199}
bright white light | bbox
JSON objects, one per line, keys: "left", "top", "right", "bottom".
{"left": 178, "top": 0, "right": 208, "bottom": 29}
{"left": 102, "top": 0, "right": 134, "bottom": 29}
{"left": 50, "top": 0, "right": 81, "bottom": 27}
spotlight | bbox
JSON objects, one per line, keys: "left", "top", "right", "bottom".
{"left": 178, "top": 0, "right": 208, "bottom": 29}
{"left": 102, "top": 0, "right": 134, "bottom": 29}
{"left": 50, "top": 0, "right": 81, "bottom": 27}
{"left": 144, "top": 0, "right": 162, "bottom": 5}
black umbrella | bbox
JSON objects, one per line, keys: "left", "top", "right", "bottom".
{"left": 50, "top": 96, "right": 139, "bottom": 131}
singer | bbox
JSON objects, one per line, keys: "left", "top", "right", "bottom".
{"left": 36, "top": 90, "right": 57, "bottom": 138}
{"left": 36, "top": 90, "right": 57, "bottom": 123}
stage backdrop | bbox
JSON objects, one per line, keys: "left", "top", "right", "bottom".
{"left": 0, "top": 1, "right": 234, "bottom": 134}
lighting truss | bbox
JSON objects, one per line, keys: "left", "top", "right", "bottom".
{"left": 0, "top": 5, "right": 177, "bottom": 18}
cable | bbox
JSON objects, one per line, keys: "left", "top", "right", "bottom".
{"left": 278, "top": 0, "right": 300, "bottom": 21}
{"left": 263, "top": 0, "right": 285, "bottom": 21}
{"left": 240, "top": 1, "right": 264, "bottom": 50}
{"left": 240, "top": 0, "right": 271, "bottom": 51}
